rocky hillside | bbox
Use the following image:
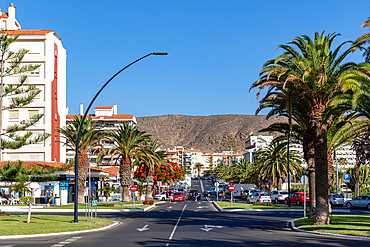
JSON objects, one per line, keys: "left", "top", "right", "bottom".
{"left": 136, "top": 114, "right": 286, "bottom": 153}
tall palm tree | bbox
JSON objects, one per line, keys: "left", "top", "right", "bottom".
{"left": 231, "top": 158, "right": 253, "bottom": 184}
{"left": 354, "top": 18, "right": 370, "bottom": 62}
{"left": 195, "top": 163, "right": 203, "bottom": 178}
{"left": 255, "top": 141, "right": 302, "bottom": 191}
{"left": 56, "top": 116, "right": 104, "bottom": 203}
{"left": 98, "top": 122, "right": 153, "bottom": 202}
{"left": 251, "top": 31, "right": 358, "bottom": 225}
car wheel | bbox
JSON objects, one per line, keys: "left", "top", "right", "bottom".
{"left": 367, "top": 204, "right": 370, "bottom": 210}
{"left": 285, "top": 199, "right": 288, "bottom": 205}
{"left": 296, "top": 200, "right": 300, "bottom": 206}
{"left": 346, "top": 202, "right": 352, "bottom": 209}
{"left": 208, "top": 193, "right": 211, "bottom": 197}
{"left": 275, "top": 198, "right": 279, "bottom": 204}
{"left": 247, "top": 200, "right": 250, "bottom": 204}
{"left": 161, "top": 197, "right": 165, "bottom": 201}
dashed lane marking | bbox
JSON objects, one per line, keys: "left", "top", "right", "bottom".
{"left": 50, "top": 236, "right": 82, "bottom": 247}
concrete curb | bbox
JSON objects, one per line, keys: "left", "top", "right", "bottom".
{"left": 0, "top": 201, "right": 166, "bottom": 213}
{"left": 208, "top": 200, "right": 351, "bottom": 213}
{"left": 291, "top": 219, "right": 370, "bottom": 241}
{"left": 0, "top": 221, "right": 120, "bottom": 240}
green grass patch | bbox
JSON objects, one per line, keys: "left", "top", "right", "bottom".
{"left": 0, "top": 215, "right": 113, "bottom": 236}
{"left": 294, "top": 215, "right": 370, "bottom": 237}
{"left": 216, "top": 201, "right": 301, "bottom": 209}
{"left": 52, "top": 203, "right": 148, "bottom": 210}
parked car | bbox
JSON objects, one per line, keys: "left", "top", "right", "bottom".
{"left": 188, "top": 189, "right": 201, "bottom": 200}
{"left": 232, "top": 184, "right": 259, "bottom": 198}
{"left": 330, "top": 193, "right": 344, "bottom": 206}
{"left": 242, "top": 189, "right": 261, "bottom": 200}
{"left": 345, "top": 195, "right": 370, "bottom": 209}
{"left": 270, "top": 190, "right": 289, "bottom": 204}
{"left": 171, "top": 192, "right": 185, "bottom": 202}
{"left": 204, "top": 187, "right": 222, "bottom": 197}
{"left": 285, "top": 192, "right": 310, "bottom": 206}
{"left": 246, "top": 191, "right": 271, "bottom": 204}
{"left": 154, "top": 191, "right": 167, "bottom": 201}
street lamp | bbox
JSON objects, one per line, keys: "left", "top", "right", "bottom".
{"left": 73, "top": 52, "right": 167, "bottom": 223}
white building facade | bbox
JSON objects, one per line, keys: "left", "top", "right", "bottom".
{"left": 1, "top": 3, "right": 67, "bottom": 163}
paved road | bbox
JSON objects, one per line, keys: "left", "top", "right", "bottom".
{"left": 1, "top": 180, "right": 369, "bottom": 246}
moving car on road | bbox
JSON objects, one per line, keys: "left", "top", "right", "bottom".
{"left": 171, "top": 192, "right": 185, "bottom": 202}
{"left": 270, "top": 190, "right": 289, "bottom": 204}
{"left": 246, "top": 191, "right": 271, "bottom": 204}
{"left": 285, "top": 192, "right": 310, "bottom": 206}
{"left": 345, "top": 195, "right": 370, "bottom": 209}
{"left": 330, "top": 193, "right": 344, "bottom": 207}
{"left": 204, "top": 187, "right": 222, "bottom": 197}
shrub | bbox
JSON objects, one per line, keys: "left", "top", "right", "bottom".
{"left": 143, "top": 200, "right": 154, "bottom": 205}
{"left": 0, "top": 211, "right": 6, "bottom": 214}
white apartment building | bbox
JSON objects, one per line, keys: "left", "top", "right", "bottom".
{"left": 66, "top": 104, "right": 137, "bottom": 166}
{"left": 1, "top": 3, "right": 67, "bottom": 162}
{"left": 243, "top": 134, "right": 274, "bottom": 162}
{"left": 335, "top": 144, "right": 356, "bottom": 171}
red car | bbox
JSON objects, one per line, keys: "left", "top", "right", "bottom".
{"left": 285, "top": 192, "right": 310, "bottom": 206}
{"left": 171, "top": 192, "right": 185, "bottom": 202}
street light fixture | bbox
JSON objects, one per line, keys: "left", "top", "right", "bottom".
{"left": 73, "top": 52, "right": 167, "bottom": 223}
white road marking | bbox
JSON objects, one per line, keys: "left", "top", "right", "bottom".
{"left": 51, "top": 245, "right": 64, "bottom": 247}
{"left": 206, "top": 225, "right": 223, "bottom": 228}
{"left": 200, "top": 180, "right": 204, "bottom": 192}
{"left": 197, "top": 206, "right": 208, "bottom": 208}
{"left": 167, "top": 206, "right": 173, "bottom": 209}
{"left": 169, "top": 204, "right": 187, "bottom": 240}
{"left": 200, "top": 226, "right": 213, "bottom": 232}
{"left": 51, "top": 237, "right": 83, "bottom": 247}
{"left": 136, "top": 225, "right": 150, "bottom": 232}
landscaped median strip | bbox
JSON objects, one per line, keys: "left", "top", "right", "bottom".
{"left": 291, "top": 215, "right": 370, "bottom": 240}
{"left": 208, "top": 199, "right": 302, "bottom": 212}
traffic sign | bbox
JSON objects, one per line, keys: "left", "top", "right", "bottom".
{"left": 228, "top": 185, "right": 235, "bottom": 192}
{"left": 104, "top": 177, "right": 107, "bottom": 181}
{"left": 344, "top": 174, "right": 350, "bottom": 183}
{"left": 214, "top": 182, "right": 219, "bottom": 188}
{"left": 99, "top": 177, "right": 102, "bottom": 181}
{"left": 300, "top": 175, "right": 308, "bottom": 185}
{"left": 92, "top": 200, "right": 98, "bottom": 206}
{"left": 130, "top": 185, "right": 137, "bottom": 192}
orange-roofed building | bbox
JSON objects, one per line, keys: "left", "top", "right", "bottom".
{"left": 0, "top": 3, "right": 67, "bottom": 163}
{"left": 66, "top": 104, "right": 137, "bottom": 166}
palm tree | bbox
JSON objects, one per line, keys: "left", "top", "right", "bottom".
{"left": 98, "top": 122, "right": 153, "bottom": 202}
{"left": 56, "top": 116, "right": 104, "bottom": 203}
{"left": 231, "top": 158, "right": 253, "bottom": 184}
{"left": 195, "top": 163, "right": 203, "bottom": 178}
{"left": 354, "top": 18, "right": 370, "bottom": 62}
{"left": 254, "top": 141, "right": 302, "bottom": 191}
{"left": 98, "top": 186, "right": 117, "bottom": 202}
{"left": 251, "top": 31, "right": 358, "bottom": 225}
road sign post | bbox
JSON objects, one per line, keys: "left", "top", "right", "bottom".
{"left": 228, "top": 185, "right": 235, "bottom": 207}
{"left": 130, "top": 185, "right": 137, "bottom": 208}
{"left": 300, "top": 175, "right": 308, "bottom": 218}
{"left": 344, "top": 174, "right": 350, "bottom": 202}
{"left": 215, "top": 182, "right": 219, "bottom": 202}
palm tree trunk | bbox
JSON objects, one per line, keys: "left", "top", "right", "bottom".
{"left": 312, "top": 107, "right": 330, "bottom": 225}
{"left": 304, "top": 128, "right": 316, "bottom": 219}
{"left": 78, "top": 153, "right": 89, "bottom": 203}
{"left": 120, "top": 157, "right": 132, "bottom": 202}
{"left": 145, "top": 175, "right": 154, "bottom": 201}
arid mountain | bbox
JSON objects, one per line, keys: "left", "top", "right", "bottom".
{"left": 136, "top": 114, "right": 286, "bottom": 153}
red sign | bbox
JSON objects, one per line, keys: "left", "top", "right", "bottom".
{"left": 228, "top": 185, "right": 235, "bottom": 192}
{"left": 130, "top": 185, "right": 137, "bottom": 192}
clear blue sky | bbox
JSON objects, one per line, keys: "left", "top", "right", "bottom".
{"left": 6, "top": 1, "right": 370, "bottom": 117}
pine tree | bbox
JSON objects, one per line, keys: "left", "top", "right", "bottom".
{"left": 0, "top": 33, "right": 50, "bottom": 160}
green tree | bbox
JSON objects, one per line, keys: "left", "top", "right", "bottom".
{"left": 98, "top": 122, "right": 153, "bottom": 202}
{"left": 98, "top": 186, "right": 117, "bottom": 202}
{"left": 255, "top": 141, "right": 302, "bottom": 191}
{"left": 0, "top": 34, "right": 50, "bottom": 157}
{"left": 251, "top": 31, "right": 358, "bottom": 225}
{"left": 195, "top": 163, "right": 203, "bottom": 178}
{"left": 56, "top": 116, "right": 105, "bottom": 203}
{"left": 231, "top": 158, "right": 253, "bottom": 184}
{"left": 354, "top": 17, "right": 370, "bottom": 62}
{"left": 20, "top": 196, "right": 34, "bottom": 223}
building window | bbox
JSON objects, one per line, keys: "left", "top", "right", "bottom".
{"left": 29, "top": 110, "right": 39, "bottom": 119}
{"left": 9, "top": 155, "right": 19, "bottom": 161}
{"left": 30, "top": 155, "right": 39, "bottom": 161}
{"left": 9, "top": 110, "right": 19, "bottom": 120}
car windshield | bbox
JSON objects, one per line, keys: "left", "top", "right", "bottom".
{"left": 260, "top": 193, "right": 269, "bottom": 196}
{"left": 173, "top": 193, "right": 183, "bottom": 196}
{"left": 331, "top": 194, "right": 342, "bottom": 198}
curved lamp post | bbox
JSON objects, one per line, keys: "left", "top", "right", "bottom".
{"left": 73, "top": 52, "right": 167, "bottom": 223}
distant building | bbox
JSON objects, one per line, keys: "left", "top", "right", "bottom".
{"left": 66, "top": 104, "right": 136, "bottom": 166}
{"left": 1, "top": 3, "right": 67, "bottom": 163}
{"left": 243, "top": 134, "right": 274, "bottom": 162}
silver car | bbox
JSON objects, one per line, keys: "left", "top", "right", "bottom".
{"left": 346, "top": 195, "right": 370, "bottom": 209}
{"left": 270, "top": 190, "right": 289, "bottom": 204}
{"left": 330, "top": 193, "right": 344, "bottom": 207}
{"left": 246, "top": 191, "right": 271, "bottom": 204}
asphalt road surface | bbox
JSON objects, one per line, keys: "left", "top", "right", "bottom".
{"left": 1, "top": 180, "right": 369, "bottom": 246}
